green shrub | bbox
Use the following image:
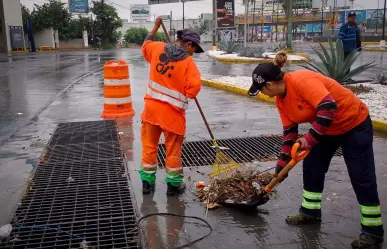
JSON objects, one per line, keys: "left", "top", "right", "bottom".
{"left": 302, "top": 39, "right": 375, "bottom": 84}
{"left": 155, "top": 32, "right": 168, "bottom": 42}
{"left": 217, "top": 40, "right": 241, "bottom": 54}
{"left": 238, "top": 46, "right": 265, "bottom": 58}
{"left": 124, "top": 27, "right": 148, "bottom": 45}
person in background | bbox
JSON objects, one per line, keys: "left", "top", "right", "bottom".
{"left": 338, "top": 11, "right": 362, "bottom": 79}
{"left": 140, "top": 17, "right": 203, "bottom": 196}
{"left": 248, "top": 51, "right": 384, "bottom": 249}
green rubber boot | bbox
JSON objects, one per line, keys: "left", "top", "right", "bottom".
{"left": 351, "top": 233, "right": 384, "bottom": 249}
{"left": 285, "top": 213, "right": 322, "bottom": 225}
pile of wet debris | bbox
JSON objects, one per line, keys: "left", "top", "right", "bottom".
{"left": 195, "top": 169, "right": 275, "bottom": 209}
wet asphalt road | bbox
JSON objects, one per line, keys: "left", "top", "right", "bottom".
{"left": 0, "top": 44, "right": 386, "bottom": 249}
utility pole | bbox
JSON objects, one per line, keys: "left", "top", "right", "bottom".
{"left": 260, "top": 0, "right": 264, "bottom": 40}
{"left": 286, "top": 0, "right": 293, "bottom": 48}
{"left": 376, "top": 0, "right": 380, "bottom": 35}
{"left": 170, "top": 11, "right": 173, "bottom": 41}
{"left": 271, "top": 0, "right": 274, "bottom": 42}
{"left": 244, "top": 0, "right": 249, "bottom": 47}
{"left": 276, "top": 0, "right": 279, "bottom": 41}
{"left": 252, "top": 0, "right": 256, "bottom": 42}
{"left": 182, "top": 0, "right": 185, "bottom": 29}
{"left": 212, "top": 0, "right": 217, "bottom": 50}
{"left": 382, "top": 0, "right": 386, "bottom": 41}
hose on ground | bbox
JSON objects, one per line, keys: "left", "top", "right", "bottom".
{"left": 137, "top": 213, "right": 213, "bottom": 249}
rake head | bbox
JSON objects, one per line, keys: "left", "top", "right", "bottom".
{"left": 209, "top": 148, "right": 241, "bottom": 180}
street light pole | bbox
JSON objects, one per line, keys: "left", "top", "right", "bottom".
{"left": 182, "top": 0, "right": 185, "bottom": 29}
{"left": 244, "top": 1, "right": 248, "bottom": 47}
{"left": 286, "top": 0, "right": 293, "bottom": 48}
{"left": 212, "top": 0, "right": 217, "bottom": 50}
{"left": 382, "top": 0, "right": 386, "bottom": 41}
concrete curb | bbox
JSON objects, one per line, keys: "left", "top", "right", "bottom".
{"left": 314, "top": 41, "right": 381, "bottom": 45}
{"left": 311, "top": 44, "right": 387, "bottom": 53}
{"left": 201, "top": 79, "right": 387, "bottom": 134}
{"left": 206, "top": 51, "right": 309, "bottom": 64}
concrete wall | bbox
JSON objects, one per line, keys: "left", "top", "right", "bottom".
{"left": 59, "top": 39, "right": 85, "bottom": 49}
{"left": 24, "top": 28, "right": 55, "bottom": 48}
{"left": 2, "top": 0, "right": 24, "bottom": 52}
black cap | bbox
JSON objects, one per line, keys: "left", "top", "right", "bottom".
{"left": 177, "top": 29, "right": 204, "bottom": 53}
{"left": 348, "top": 11, "right": 356, "bottom": 17}
{"left": 248, "top": 63, "right": 282, "bottom": 96}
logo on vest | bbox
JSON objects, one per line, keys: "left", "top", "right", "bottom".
{"left": 156, "top": 53, "right": 174, "bottom": 78}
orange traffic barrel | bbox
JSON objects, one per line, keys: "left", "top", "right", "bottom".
{"left": 101, "top": 60, "right": 135, "bottom": 118}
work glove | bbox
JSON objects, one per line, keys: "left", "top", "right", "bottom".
{"left": 296, "top": 136, "right": 313, "bottom": 151}
{"left": 274, "top": 165, "right": 288, "bottom": 183}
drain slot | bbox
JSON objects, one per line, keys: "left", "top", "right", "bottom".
{"left": 157, "top": 135, "right": 343, "bottom": 168}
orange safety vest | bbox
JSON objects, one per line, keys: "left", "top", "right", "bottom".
{"left": 141, "top": 40, "right": 201, "bottom": 135}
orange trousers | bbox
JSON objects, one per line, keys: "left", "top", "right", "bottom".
{"left": 139, "top": 122, "right": 184, "bottom": 186}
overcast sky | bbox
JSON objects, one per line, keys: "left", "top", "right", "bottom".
{"left": 20, "top": 0, "right": 376, "bottom": 21}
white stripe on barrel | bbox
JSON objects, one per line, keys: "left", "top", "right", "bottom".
{"left": 104, "top": 97, "right": 132, "bottom": 104}
{"left": 104, "top": 78, "right": 130, "bottom": 86}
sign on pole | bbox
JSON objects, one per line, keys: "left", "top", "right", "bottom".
{"left": 68, "top": 0, "right": 89, "bottom": 13}
{"left": 130, "top": 4, "right": 151, "bottom": 22}
{"left": 148, "top": 0, "right": 180, "bottom": 5}
{"left": 217, "top": 0, "right": 235, "bottom": 28}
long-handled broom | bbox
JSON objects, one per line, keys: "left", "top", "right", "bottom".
{"left": 159, "top": 21, "right": 241, "bottom": 180}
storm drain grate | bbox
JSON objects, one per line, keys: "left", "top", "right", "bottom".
{"left": 49, "top": 130, "right": 119, "bottom": 146}
{"left": 55, "top": 120, "right": 116, "bottom": 133}
{"left": 41, "top": 142, "right": 122, "bottom": 163}
{"left": 32, "top": 159, "right": 127, "bottom": 188}
{"left": 14, "top": 182, "right": 135, "bottom": 226}
{"left": 2, "top": 217, "right": 138, "bottom": 249}
{"left": 157, "top": 135, "right": 343, "bottom": 168}
{"left": 0, "top": 120, "right": 139, "bottom": 249}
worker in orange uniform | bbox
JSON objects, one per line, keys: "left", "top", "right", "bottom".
{"left": 140, "top": 17, "right": 203, "bottom": 196}
{"left": 248, "top": 51, "right": 384, "bottom": 249}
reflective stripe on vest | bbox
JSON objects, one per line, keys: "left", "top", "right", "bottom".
{"left": 147, "top": 80, "right": 188, "bottom": 110}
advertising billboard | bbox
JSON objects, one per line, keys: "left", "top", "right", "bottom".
{"left": 9, "top": 26, "right": 24, "bottom": 49}
{"left": 217, "top": 0, "right": 235, "bottom": 28}
{"left": 130, "top": 4, "right": 151, "bottom": 22}
{"left": 68, "top": 0, "right": 89, "bottom": 13}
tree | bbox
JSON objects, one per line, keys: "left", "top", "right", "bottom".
{"left": 91, "top": 0, "right": 122, "bottom": 44}
{"left": 124, "top": 27, "right": 148, "bottom": 45}
{"left": 189, "top": 16, "right": 209, "bottom": 35}
{"left": 21, "top": 5, "right": 30, "bottom": 33}
{"left": 31, "top": 0, "right": 72, "bottom": 33}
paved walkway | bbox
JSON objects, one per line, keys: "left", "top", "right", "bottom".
{"left": 0, "top": 49, "right": 386, "bottom": 248}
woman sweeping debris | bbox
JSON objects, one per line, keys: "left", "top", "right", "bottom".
{"left": 247, "top": 51, "right": 384, "bottom": 249}
{"left": 140, "top": 17, "right": 203, "bottom": 196}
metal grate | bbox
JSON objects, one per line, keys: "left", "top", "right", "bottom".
{"left": 2, "top": 217, "right": 138, "bottom": 249}
{"left": 32, "top": 159, "right": 127, "bottom": 188}
{"left": 0, "top": 121, "right": 139, "bottom": 249}
{"left": 157, "top": 135, "right": 343, "bottom": 168}
{"left": 49, "top": 130, "right": 119, "bottom": 146}
{"left": 41, "top": 142, "right": 122, "bottom": 163}
{"left": 55, "top": 120, "right": 116, "bottom": 133}
{"left": 14, "top": 182, "right": 135, "bottom": 226}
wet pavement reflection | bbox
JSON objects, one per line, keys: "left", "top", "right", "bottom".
{"left": 0, "top": 46, "right": 386, "bottom": 248}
